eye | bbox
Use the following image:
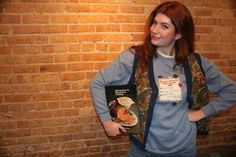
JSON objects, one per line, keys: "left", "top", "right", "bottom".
{"left": 161, "top": 24, "right": 169, "bottom": 29}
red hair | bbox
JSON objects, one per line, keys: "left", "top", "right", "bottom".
{"left": 136, "top": 1, "right": 194, "bottom": 69}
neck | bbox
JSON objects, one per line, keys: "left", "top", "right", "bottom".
{"left": 157, "top": 48, "right": 175, "bottom": 57}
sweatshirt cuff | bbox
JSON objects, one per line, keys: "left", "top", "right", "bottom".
{"left": 98, "top": 112, "right": 112, "bottom": 122}
{"left": 202, "top": 104, "right": 217, "bottom": 117}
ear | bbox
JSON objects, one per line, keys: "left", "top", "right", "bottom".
{"left": 175, "top": 33, "right": 182, "bottom": 40}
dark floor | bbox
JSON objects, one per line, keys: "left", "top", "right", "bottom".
{"left": 196, "top": 145, "right": 236, "bottom": 157}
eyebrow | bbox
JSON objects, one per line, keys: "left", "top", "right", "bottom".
{"left": 153, "top": 19, "right": 171, "bottom": 26}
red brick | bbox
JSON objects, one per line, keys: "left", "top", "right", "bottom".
{"left": 5, "top": 94, "right": 31, "bottom": 102}
{"left": 0, "top": 121, "right": 17, "bottom": 130}
{"left": 5, "top": 3, "right": 35, "bottom": 13}
{"left": 202, "top": 18, "right": 222, "bottom": 25}
{"left": 94, "top": 62, "right": 110, "bottom": 70}
{"left": 17, "top": 0, "right": 49, "bottom": 2}
{"left": 13, "top": 25, "right": 40, "bottom": 34}
{"left": 4, "top": 104, "right": 23, "bottom": 114}
{"left": 213, "top": 8, "right": 235, "bottom": 17}
{"left": 109, "top": 44, "right": 122, "bottom": 51}
{"left": 65, "top": 4, "right": 91, "bottom": 13}
{"left": 0, "top": 66, "right": 11, "bottom": 74}
{"left": 86, "top": 139, "right": 108, "bottom": 146}
{"left": 199, "top": 34, "right": 221, "bottom": 42}
{"left": 26, "top": 55, "right": 53, "bottom": 64}
{"left": 7, "top": 36, "right": 32, "bottom": 45}
{"left": 96, "top": 44, "right": 109, "bottom": 51}
{"left": 82, "top": 44, "right": 95, "bottom": 52}
{"left": 195, "top": 26, "right": 213, "bottom": 33}
{"left": 104, "top": 34, "right": 131, "bottom": 42}
{"left": 41, "top": 45, "right": 55, "bottom": 53}
{"left": 60, "top": 140, "right": 85, "bottom": 149}
{"left": 54, "top": 54, "right": 69, "bottom": 62}
{"left": 61, "top": 72, "right": 85, "bottom": 81}
{"left": 80, "top": 0, "right": 106, "bottom": 3}
{"left": 0, "top": 138, "right": 19, "bottom": 146}
{"left": 78, "top": 34, "right": 103, "bottom": 42}
{"left": 80, "top": 15, "right": 108, "bottom": 23}
{"left": 4, "top": 129, "right": 31, "bottom": 138}
{"left": 0, "top": 46, "right": 11, "bottom": 55}
{"left": 40, "top": 64, "right": 66, "bottom": 72}
{"left": 32, "top": 73, "right": 59, "bottom": 83}
{"left": 51, "top": 15, "right": 80, "bottom": 24}
{"left": 86, "top": 71, "right": 97, "bottom": 79}
{"left": 20, "top": 136, "right": 48, "bottom": 144}
{"left": 221, "top": 18, "right": 236, "bottom": 26}
{"left": 61, "top": 91, "right": 85, "bottom": 100}
{"left": 120, "top": 6, "right": 145, "bottom": 14}
{"left": 25, "top": 111, "right": 52, "bottom": 119}
{"left": 82, "top": 53, "right": 108, "bottom": 61}
{"left": 47, "top": 101, "right": 60, "bottom": 110}
{"left": 89, "top": 146, "right": 101, "bottom": 153}
{"left": 0, "top": 95, "right": 3, "bottom": 104}
{"left": 9, "top": 74, "right": 32, "bottom": 83}
{"left": 13, "top": 65, "right": 39, "bottom": 73}
{"left": 108, "top": 15, "right": 133, "bottom": 23}
{"left": 35, "top": 4, "right": 64, "bottom": 13}
{"left": 12, "top": 45, "right": 40, "bottom": 55}
{"left": 192, "top": 8, "right": 213, "bottom": 17}
{"left": 204, "top": 0, "right": 235, "bottom": 9}
{"left": 228, "top": 60, "right": 236, "bottom": 66}
{"left": 69, "top": 44, "right": 81, "bottom": 52}
{"left": 0, "top": 25, "right": 11, "bottom": 34}
{"left": 122, "top": 24, "right": 144, "bottom": 32}
{"left": 183, "top": 0, "right": 204, "bottom": 6}
{"left": 91, "top": 5, "right": 119, "bottom": 13}
{"left": 0, "top": 15, "right": 21, "bottom": 24}
{"left": 34, "top": 93, "right": 59, "bottom": 101}
{"left": 54, "top": 44, "right": 68, "bottom": 53}
{"left": 64, "top": 149, "right": 78, "bottom": 156}
{"left": 70, "top": 25, "right": 95, "bottom": 33}
{"left": 22, "top": 15, "right": 50, "bottom": 24}
{"left": 50, "top": 35, "right": 77, "bottom": 43}
{"left": 42, "top": 25, "right": 68, "bottom": 33}
{"left": 71, "top": 80, "right": 89, "bottom": 90}
{"left": 96, "top": 25, "right": 120, "bottom": 32}
{"left": 131, "top": 34, "right": 144, "bottom": 42}
{"left": 49, "top": 134, "right": 73, "bottom": 142}
{"left": 53, "top": 109, "right": 79, "bottom": 117}
{"left": 67, "top": 63, "right": 93, "bottom": 71}
{"left": 17, "top": 118, "right": 68, "bottom": 128}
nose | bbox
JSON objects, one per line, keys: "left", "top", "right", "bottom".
{"left": 151, "top": 24, "right": 159, "bottom": 34}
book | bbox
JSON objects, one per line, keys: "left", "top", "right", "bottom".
{"left": 105, "top": 84, "right": 139, "bottom": 133}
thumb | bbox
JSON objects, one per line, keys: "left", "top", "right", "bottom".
{"left": 118, "top": 125, "right": 127, "bottom": 133}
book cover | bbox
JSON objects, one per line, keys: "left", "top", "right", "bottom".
{"left": 105, "top": 84, "right": 139, "bottom": 133}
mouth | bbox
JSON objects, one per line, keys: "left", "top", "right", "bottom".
{"left": 151, "top": 34, "right": 160, "bottom": 41}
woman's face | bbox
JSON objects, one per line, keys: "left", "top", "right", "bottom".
{"left": 150, "top": 13, "right": 181, "bottom": 53}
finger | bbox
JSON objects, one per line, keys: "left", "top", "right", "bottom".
{"left": 119, "top": 125, "right": 127, "bottom": 133}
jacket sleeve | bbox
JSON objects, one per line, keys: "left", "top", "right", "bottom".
{"left": 200, "top": 55, "right": 236, "bottom": 117}
{"left": 90, "top": 49, "right": 135, "bottom": 122}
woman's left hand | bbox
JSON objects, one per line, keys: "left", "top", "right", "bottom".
{"left": 188, "top": 109, "right": 206, "bottom": 123}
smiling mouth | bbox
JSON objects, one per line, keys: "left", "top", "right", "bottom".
{"left": 151, "top": 35, "right": 160, "bottom": 40}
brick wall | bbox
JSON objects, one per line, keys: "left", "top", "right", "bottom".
{"left": 0, "top": 0, "right": 235, "bottom": 156}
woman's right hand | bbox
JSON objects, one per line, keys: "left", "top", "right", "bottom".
{"left": 102, "top": 120, "right": 126, "bottom": 136}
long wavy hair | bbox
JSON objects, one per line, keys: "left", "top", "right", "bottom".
{"left": 136, "top": 1, "right": 195, "bottom": 69}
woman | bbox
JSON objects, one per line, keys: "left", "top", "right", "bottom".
{"left": 90, "top": 1, "right": 236, "bottom": 157}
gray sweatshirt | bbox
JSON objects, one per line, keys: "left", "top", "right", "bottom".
{"left": 90, "top": 48, "right": 236, "bottom": 154}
